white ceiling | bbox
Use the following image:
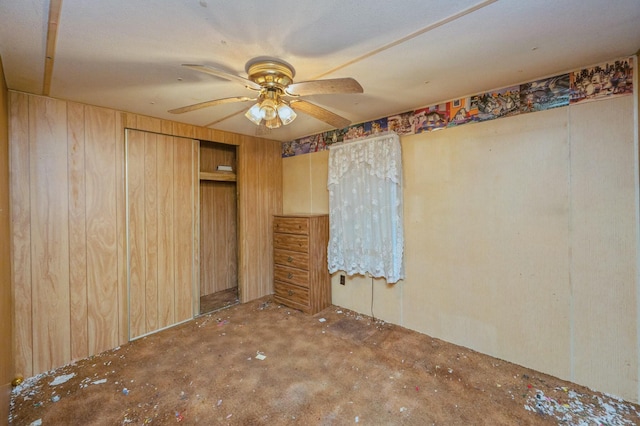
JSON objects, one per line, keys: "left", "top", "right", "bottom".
{"left": 1, "top": 0, "right": 639, "bottom": 142}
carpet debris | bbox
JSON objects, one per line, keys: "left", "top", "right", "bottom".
{"left": 49, "top": 373, "right": 75, "bottom": 386}
{"left": 524, "top": 387, "right": 640, "bottom": 425}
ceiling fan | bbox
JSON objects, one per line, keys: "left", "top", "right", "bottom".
{"left": 168, "top": 58, "right": 363, "bottom": 129}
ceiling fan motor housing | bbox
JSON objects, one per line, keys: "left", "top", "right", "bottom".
{"left": 246, "top": 60, "right": 295, "bottom": 90}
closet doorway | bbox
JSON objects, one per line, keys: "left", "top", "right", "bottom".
{"left": 199, "top": 141, "right": 239, "bottom": 314}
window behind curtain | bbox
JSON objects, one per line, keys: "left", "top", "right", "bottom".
{"left": 327, "top": 132, "right": 405, "bottom": 283}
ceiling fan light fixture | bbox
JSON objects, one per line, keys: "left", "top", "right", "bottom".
{"left": 245, "top": 103, "right": 263, "bottom": 125}
{"left": 265, "top": 116, "right": 282, "bottom": 129}
{"left": 277, "top": 103, "right": 297, "bottom": 125}
{"left": 244, "top": 87, "right": 297, "bottom": 128}
{"left": 259, "top": 97, "right": 278, "bottom": 121}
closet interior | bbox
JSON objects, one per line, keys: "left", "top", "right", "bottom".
{"left": 199, "top": 140, "right": 239, "bottom": 314}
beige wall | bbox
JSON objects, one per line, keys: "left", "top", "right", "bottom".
{"left": 282, "top": 93, "right": 639, "bottom": 402}
{"left": 282, "top": 149, "right": 329, "bottom": 214}
{"left": 0, "top": 56, "right": 12, "bottom": 423}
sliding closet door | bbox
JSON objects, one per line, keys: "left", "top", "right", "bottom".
{"left": 126, "top": 129, "right": 198, "bottom": 339}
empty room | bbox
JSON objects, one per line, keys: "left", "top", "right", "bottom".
{"left": 1, "top": 0, "right": 640, "bottom": 424}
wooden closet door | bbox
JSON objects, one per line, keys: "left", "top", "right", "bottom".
{"left": 126, "top": 129, "right": 197, "bottom": 339}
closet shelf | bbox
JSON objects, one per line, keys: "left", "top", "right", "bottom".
{"left": 199, "top": 171, "right": 236, "bottom": 182}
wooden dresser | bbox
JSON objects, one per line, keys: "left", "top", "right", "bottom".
{"left": 273, "top": 214, "right": 331, "bottom": 314}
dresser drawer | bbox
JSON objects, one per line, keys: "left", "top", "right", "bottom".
{"left": 274, "top": 281, "right": 310, "bottom": 308}
{"left": 274, "top": 216, "right": 309, "bottom": 235}
{"left": 273, "top": 233, "right": 309, "bottom": 253}
{"left": 274, "top": 249, "right": 309, "bottom": 270}
{"left": 274, "top": 264, "right": 309, "bottom": 288}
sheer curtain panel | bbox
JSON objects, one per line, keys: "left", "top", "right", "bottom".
{"left": 327, "top": 132, "right": 405, "bottom": 283}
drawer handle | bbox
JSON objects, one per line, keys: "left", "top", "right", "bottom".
{"left": 287, "top": 256, "right": 293, "bottom": 262}
{"left": 287, "top": 273, "right": 293, "bottom": 279}
{"left": 288, "top": 290, "right": 294, "bottom": 296}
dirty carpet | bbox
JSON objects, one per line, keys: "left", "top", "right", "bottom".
{"left": 9, "top": 296, "right": 640, "bottom": 425}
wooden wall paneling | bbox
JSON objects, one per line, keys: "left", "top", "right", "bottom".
{"left": 236, "top": 139, "right": 250, "bottom": 302}
{"left": 192, "top": 140, "right": 200, "bottom": 316}
{"left": 266, "top": 137, "right": 284, "bottom": 297}
{"left": 237, "top": 136, "right": 282, "bottom": 302}
{"left": 9, "top": 91, "right": 33, "bottom": 377}
{"left": 161, "top": 120, "right": 173, "bottom": 136}
{"left": 126, "top": 129, "right": 146, "bottom": 338}
{"left": 262, "top": 138, "right": 279, "bottom": 298}
{"left": 199, "top": 183, "right": 211, "bottom": 295}
{"left": 230, "top": 132, "right": 243, "bottom": 146}
{"left": 235, "top": 139, "right": 245, "bottom": 303}
{"left": 135, "top": 115, "right": 162, "bottom": 134}
{"left": 224, "top": 181, "right": 238, "bottom": 290}
{"left": 199, "top": 180, "right": 237, "bottom": 295}
{"left": 121, "top": 112, "right": 136, "bottom": 129}
{"left": 172, "top": 122, "right": 195, "bottom": 139}
{"left": 116, "top": 112, "right": 130, "bottom": 344}
{"left": 257, "top": 139, "right": 269, "bottom": 299}
{"left": 194, "top": 126, "right": 212, "bottom": 142}
{"left": 200, "top": 141, "right": 236, "bottom": 173}
{"left": 220, "top": 131, "right": 233, "bottom": 145}
{"left": 8, "top": 93, "right": 282, "bottom": 376}
{"left": 199, "top": 142, "right": 213, "bottom": 172}
{"left": 67, "top": 101, "right": 89, "bottom": 361}
{"left": 251, "top": 138, "right": 264, "bottom": 298}
{"left": 173, "top": 136, "right": 195, "bottom": 322}
{"left": 0, "top": 57, "right": 11, "bottom": 422}
{"left": 29, "top": 96, "right": 71, "bottom": 373}
{"left": 157, "top": 134, "right": 176, "bottom": 329}
{"left": 85, "top": 106, "right": 119, "bottom": 354}
{"left": 202, "top": 184, "right": 217, "bottom": 295}
{"left": 209, "top": 129, "right": 228, "bottom": 145}
{"left": 144, "top": 132, "right": 158, "bottom": 332}
{"left": 267, "top": 137, "right": 284, "bottom": 296}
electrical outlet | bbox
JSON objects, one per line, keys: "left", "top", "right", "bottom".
{"left": 340, "top": 275, "right": 346, "bottom": 285}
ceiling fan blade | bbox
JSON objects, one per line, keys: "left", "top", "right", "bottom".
{"left": 168, "top": 96, "right": 255, "bottom": 114}
{"left": 290, "top": 100, "right": 351, "bottom": 129}
{"left": 204, "top": 108, "right": 246, "bottom": 127}
{"left": 182, "top": 64, "right": 262, "bottom": 91}
{"left": 286, "top": 78, "right": 363, "bottom": 96}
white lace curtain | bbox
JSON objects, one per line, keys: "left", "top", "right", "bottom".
{"left": 327, "top": 132, "right": 405, "bottom": 283}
